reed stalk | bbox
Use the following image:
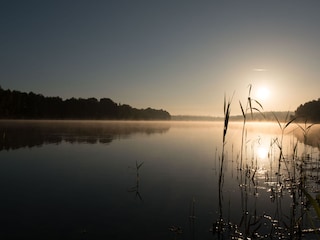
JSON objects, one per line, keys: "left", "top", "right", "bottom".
{"left": 272, "top": 112, "right": 295, "bottom": 183}
{"left": 219, "top": 93, "right": 233, "bottom": 186}
{"left": 239, "top": 84, "right": 264, "bottom": 170}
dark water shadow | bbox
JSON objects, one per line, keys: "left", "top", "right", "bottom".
{"left": 0, "top": 120, "right": 170, "bottom": 151}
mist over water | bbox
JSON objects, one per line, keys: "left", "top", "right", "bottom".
{"left": 0, "top": 120, "right": 319, "bottom": 239}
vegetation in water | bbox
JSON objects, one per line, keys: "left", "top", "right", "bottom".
{"left": 239, "top": 84, "right": 264, "bottom": 170}
{"left": 211, "top": 86, "right": 320, "bottom": 239}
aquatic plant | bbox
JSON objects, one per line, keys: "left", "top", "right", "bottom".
{"left": 272, "top": 112, "right": 296, "bottom": 183}
{"left": 212, "top": 86, "right": 320, "bottom": 239}
{"left": 220, "top": 93, "right": 233, "bottom": 185}
{"left": 128, "top": 160, "right": 144, "bottom": 201}
{"left": 239, "top": 84, "right": 264, "bottom": 170}
{"left": 212, "top": 93, "right": 233, "bottom": 239}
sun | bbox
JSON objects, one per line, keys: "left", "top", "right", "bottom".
{"left": 256, "top": 87, "right": 270, "bottom": 101}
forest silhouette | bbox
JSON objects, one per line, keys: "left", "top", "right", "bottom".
{"left": 0, "top": 86, "right": 319, "bottom": 122}
{"left": 295, "top": 99, "right": 320, "bottom": 122}
{"left": 0, "top": 87, "right": 171, "bottom": 120}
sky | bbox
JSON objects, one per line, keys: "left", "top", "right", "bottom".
{"left": 1, "top": 0, "right": 320, "bottom": 116}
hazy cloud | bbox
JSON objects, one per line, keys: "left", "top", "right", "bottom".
{"left": 253, "top": 68, "right": 268, "bottom": 72}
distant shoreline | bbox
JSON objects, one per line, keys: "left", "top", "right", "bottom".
{"left": 171, "top": 111, "right": 295, "bottom": 122}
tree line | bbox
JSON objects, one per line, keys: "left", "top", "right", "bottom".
{"left": 295, "top": 98, "right": 320, "bottom": 122}
{"left": 0, "top": 87, "right": 171, "bottom": 120}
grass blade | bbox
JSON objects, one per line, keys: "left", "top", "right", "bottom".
{"left": 224, "top": 93, "right": 226, "bottom": 114}
{"left": 239, "top": 101, "right": 245, "bottom": 118}
{"left": 272, "top": 112, "right": 282, "bottom": 130}
{"left": 248, "top": 97, "right": 253, "bottom": 118}
{"left": 302, "top": 189, "right": 320, "bottom": 219}
{"left": 136, "top": 161, "right": 144, "bottom": 170}
{"left": 253, "top": 99, "right": 264, "bottom": 110}
{"left": 284, "top": 118, "right": 295, "bottom": 129}
{"left": 248, "top": 84, "right": 252, "bottom": 96}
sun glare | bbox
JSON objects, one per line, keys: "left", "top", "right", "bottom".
{"left": 256, "top": 87, "right": 270, "bottom": 101}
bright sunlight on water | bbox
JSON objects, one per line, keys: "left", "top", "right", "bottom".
{"left": 0, "top": 120, "right": 319, "bottom": 239}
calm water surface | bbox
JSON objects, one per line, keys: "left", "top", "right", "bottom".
{"left": 0, "top": 120, "right": 319, "bottom": 239}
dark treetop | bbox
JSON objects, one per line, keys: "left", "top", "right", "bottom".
{"left": 295, "top": 98, "right": 320, "bottom": 123}
{"left": 0, "top": 87, "right": 171, "bottom": 120}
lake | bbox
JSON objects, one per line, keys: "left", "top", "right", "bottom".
{"left": 0, "top": 120, "right": 320, "bottom": 239}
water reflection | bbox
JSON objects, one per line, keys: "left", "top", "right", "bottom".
{"left": 213, "top": 122, "right": 320, "bottom": 239}
{"left": 0, "top": 121, "right": 320, "bottom": 239}
{"left": 293, "top": 123, "right": 320, "bottom": 149}
{"left": 0, "top": 120, "right": 170, "bottom": 151}
{"left": 257, "top": 145, "right": 268, "bottom": 159}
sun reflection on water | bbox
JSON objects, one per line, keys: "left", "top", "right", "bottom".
{"left": 257, "top": 145, "right": 268, "bottom": 160}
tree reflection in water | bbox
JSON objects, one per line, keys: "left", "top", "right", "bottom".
{"left": 0, "top": 120, "right": 170, "bottom": 151}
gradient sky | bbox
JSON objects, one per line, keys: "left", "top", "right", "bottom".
{"left": 1, "top": 1, "right": 320, "bottom": 116}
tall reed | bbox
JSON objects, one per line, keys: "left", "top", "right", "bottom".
{"left": 128, "top": 160, "right": 144, "bottom": 201}
{"left": 219, "top": 93, "right": 233, "bottom": 186}
{"left": 272, "top": 112, "right": 295, "bottom": 183}
{"left": 239, "top": 84, "right": 264, "bottom": 170}
{"left": 213, "top": 86, "right": 320, "bottom": 238}
{"left": 213, "top": 93, "right": 233, "bottom": 238}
